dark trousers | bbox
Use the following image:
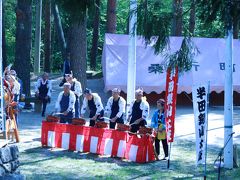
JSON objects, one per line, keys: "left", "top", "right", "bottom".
{"left": 130, "top": 120, "right": 146, "bottom": 133}
{"left": 109, "top": 118, "right": 124, "bottom": 129}
{"left": 89, "top": 110, "right": 104, "bottom": 127}
{"left": 42, "top": 99, "right": 47, "bottom": 115}
{"left": 89, "top": 117, "right": 104, "bottom": 127}
{"left": 41, "top": 97, "right": 51, "bottom": 116}
{"left": 60, "top": 112, "right": 73, "bottom": 124}
{"left": 74, "top": 97, "right": 80, "bottom": 118}
{"left": 155, "top": 138, "right": 168, "bottom": 157}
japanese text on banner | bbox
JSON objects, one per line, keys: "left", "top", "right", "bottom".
{"left": 192, "top": 84, "right": 209, "bottom": 165}
{"left": 165, "top": 67, "right": 178, "bottom": 143}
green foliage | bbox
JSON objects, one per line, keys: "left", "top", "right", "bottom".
{"left": 136, "top": 0, "right": 198, "bottom": 73}
{"left": 56, "top": 0, "right": 95, "bottom": 22}
{"left": 196, "top": 0, "right": 225, "bottom": 25}
{"left": 135, "top": 0, "right": 232, "bottom": 73}
{"left": 116, "top": 1, "right": 129, "bottom": 34}
{"left": 3, "top": 0, "right": 235, "bottom": 74}
{"left": 164, "top": 37, "right": 199, "bottom": 73}
{"left": 137, "top": 0, "right": 172, "bottom": 54}
{"left": 4, "top": 0, "right": 17, "bottom": 64}
{"left": 196, "top": 0, "right": 240, "bottom": 32}
{"left": 87, "top": 0, "right": 130, "bottom": 71}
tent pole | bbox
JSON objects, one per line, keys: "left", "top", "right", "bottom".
{"left": 34, "top": 0, "right": 42, "bottom": 74}
{"left": 224, "top": 0, "right": 233, "bottom": 169}
{"left": 126, "top": 0, "right": 137, "bottom": 120}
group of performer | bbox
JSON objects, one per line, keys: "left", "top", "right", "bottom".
{"left": 2, "top": 60, "right": 168, "bottom": 159}
{"left": 53, "top": 81, "right": 149, "bottom": 133}
{"left": 34, "top": 71, "right": 168, "bottom": 160}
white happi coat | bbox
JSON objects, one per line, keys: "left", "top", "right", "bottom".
{"left": 55, "top": 91, "right": 76, "bottom": 113}
{"left": 105, "top": 96, "right": 126, "bottom": 118}
{"left": 81, "top": 93, "right": 104, "bottom": 116}
{"left": 127, "top": 99, "right": 150, "bottom": 120}
{"left": 70, "top": 78, "right": 82, "bottom": 97}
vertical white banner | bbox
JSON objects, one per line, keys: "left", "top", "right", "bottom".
{"left": 192, "top": 83, "right": 209, "bottom": 165}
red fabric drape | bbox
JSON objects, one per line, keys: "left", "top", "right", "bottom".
{"left": 41, "top": 122, "right": 155, "bottom": 163}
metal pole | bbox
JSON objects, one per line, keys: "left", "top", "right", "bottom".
{"left": 204, "top": 81, "right": 210, "bottom": 180}
{"left": 126, "top": 0, "right": 137, "bottom": 120}
{"left": 167, "top": 143, "right": 172, "bottom": 169}
{"left": 224, "top": 0, "right": 233, "bottom": 169}
{"left": 34, "top": 0, "right": 42, "bottom": 74}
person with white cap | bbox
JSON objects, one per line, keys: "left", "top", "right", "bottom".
{"left": 65, "top": 73, "right": 82, "bottom": 118}
{"left": 10, "top": 70, "right": 23, "bottom": 102}
{"left": 127, "top": 88, "right": 150, "bottom": 133}
{"left": 35, "top": 72, "right": 52, "bottom": 117}
{"left": 105, "top": 88, "right": 126, "bottom": 129}
{"left": 55, "top": 82, "right": 76, "bottom": 124}
{"left": 81, "top": 88, "right": 104, "bottom": 127}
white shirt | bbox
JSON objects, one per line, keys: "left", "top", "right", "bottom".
{"left": 105, "top": 96, "right": 126, "bottom": 118}
{"left": 127, "top": 99, "right": 150, "bottom": 120}
{"left": 12, "top": 80, "right": 21, "bottom": 95}
{"left": 55, "top": 90, "right": 76, "bottom": 113}
{"left": 70, "top": 78, "right": 82, "bottom": 97}
{"left": 81, "top": 93, "right": 104, "bottom": 116}
{"left": 35, "top": 78, "right": 52, "bottom": 97}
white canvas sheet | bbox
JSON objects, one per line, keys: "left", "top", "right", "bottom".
{"left": 102, "top": 33, "right": 240, "bottom": 94}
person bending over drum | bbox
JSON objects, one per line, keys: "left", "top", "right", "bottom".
{"left": 127, "top": 88, "right": 149, "bottom": 133}
{"left": 81, "top": 88, "right": 104, "bottom": 127}
{"left": 105, "top": 88, "right": 126, "bottom": 129}
{"left": 55, "top": 83, "right": 76, "bottom": 124}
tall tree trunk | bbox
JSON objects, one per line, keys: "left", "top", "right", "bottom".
{"left": 90, "top": 0, "right": 100, "bottom": 70}
{"left": 68, "top": 16, "right": 87, "bottom": 91}
{"left": 2, "top": 5, "right": 7, "bottom": 69}
{"left": 15, "top": 0, "right": 32, "bottom": 97}
{"left": 171, "top": 0, "right": 183, "bottom": 36}
{"left": 52, "top": 2, "right": 67, "bottom": 60}
{"left": 44, "top": 0, "right": 51, "bottom": 72}
{"left": 232, "top": 2, "right": 239, "bottom": 39}
{"left": 189, "top": 0, "right": 195, "bottom": 35}
{"left": 106, "top": 0, "right": 117, "bottom": 33}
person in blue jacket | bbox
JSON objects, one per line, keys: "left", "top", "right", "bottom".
{"left": 151, "top": 99, "right": 168, "bottom": 160}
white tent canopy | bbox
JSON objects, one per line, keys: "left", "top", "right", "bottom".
{"left": 102, "top": 33, "right": 240, "bottom": 94}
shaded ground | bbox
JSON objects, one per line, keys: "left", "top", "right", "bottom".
{"left": 15, "top": 76, "right": 240, "bottom": 179}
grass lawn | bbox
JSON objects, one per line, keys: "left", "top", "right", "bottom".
{"left": 18, "top": 138, "right": 240, "bottom": 179}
